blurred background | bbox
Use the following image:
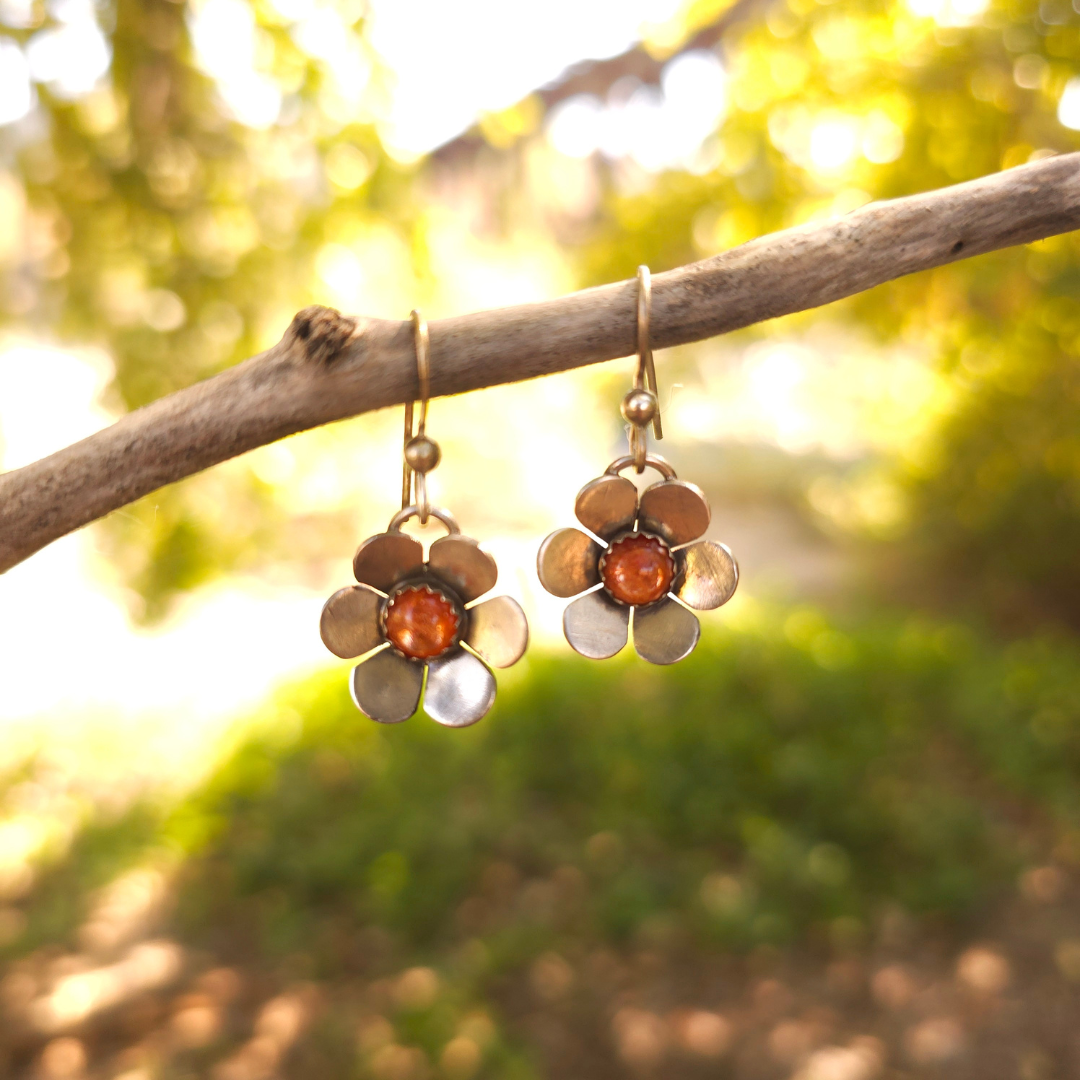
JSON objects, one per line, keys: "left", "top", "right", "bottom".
{"left": 4, "top": 0, "right": 1080, "bottom": 1076}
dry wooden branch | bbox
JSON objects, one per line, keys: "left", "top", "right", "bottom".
{"left": 3, "top": 152, "right": 1080, "bottom": 574}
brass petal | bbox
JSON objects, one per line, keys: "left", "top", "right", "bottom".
{"left": 350, "top": 646, "right": 423, "bottom": 723}
{"left": 537, "top": 527, "right": 601, "bottom": 598}
{"left": 320, "top": 585, "right": 384, "bottom": 659}
{"left": 575, "top": 474, "right": 638, "bottom": 539}
{"left": 465, "top": 595, "right": 529, "bottom": 669}
{"left": 675, "top": 541, "right": 738, "bottom": 610}
{"left": 563, "top": 589, "right": 629, "bottom": 660}
{"left": 632, "top": 596, "right": 700, "bottom": 665}
{"left": 638, "top": 480, "right": 711, "bottom": 545}
{"left": 428, "top": 535, "right": 498, "bottom": 603}
{"left": 353, "top": 532, "right": 424, "bottom": 592}
{"left": 425, "top": 649, "right": 497, "bottom": 727}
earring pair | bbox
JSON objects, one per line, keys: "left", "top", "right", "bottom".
{"left": 320, "top": 268, "right": 738, "bottom": 728}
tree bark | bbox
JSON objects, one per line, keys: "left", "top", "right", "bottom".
{"left": 3, "top": 152, "right": 1080, "bottom": 573}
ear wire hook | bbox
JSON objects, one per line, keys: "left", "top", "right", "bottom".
{"left": 401, "top": 310, "right": 439, "bottom": 525}
{"left": 624, "top": 266, "right": 664, "bottom": 473}
{"left": 635, "top": 265, "right": 663, "bottom": 441}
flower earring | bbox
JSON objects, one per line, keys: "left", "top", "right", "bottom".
{"left": 320, "top": 311, "right": 529, "bottom": 727}
{"left": 537, "top": 266, "right": 738, "bottom": 664}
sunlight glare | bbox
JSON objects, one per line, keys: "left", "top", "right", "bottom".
{"left": 24, "top": 0, "right": 110, "bottom": 100}
{"left": 862, "top": 111, "right": 904, "bottom": 164}
{"left": 291, "top": 5, "right": 370, "bottom": 107}
{"left": 370, "top": 0, "right": 679, "bottom": 156}
{"left": 31, "top": 941, "right": 183, "bottom": 1031}
{"left": 547, "top": 95, "right": 604, "bottom": 158}
{"left": 0, "top": 39, "right": 32, "bottom": 125}
{"left": 188, "top": 0, "right": 281, "bottom": 128}
{"left": 906, "top": 0, "right": 988, "bottom": 24}
{"left": 1059, "top": 78, "right": 1080, "bottom": 131}
{"left": 547, "top": 49, "right": 725, "bottom": 171}
{"left": 809, "top": 118, "right": 859, "bottom": 171}
{"left": 655, "top": 48, "right": 726, "bottom": 163}
{"left": 0, "top": 342, "right": 114, "bottom": 470}
{"left": 0, "top": 0, "right": 37, "bottom": 28}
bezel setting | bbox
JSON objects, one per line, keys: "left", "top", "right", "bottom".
{"left": 597, "top": 529, "right": 677, "bottom": 608}
{"left": 381, "top": 579, "right": 466, "bottom": 661}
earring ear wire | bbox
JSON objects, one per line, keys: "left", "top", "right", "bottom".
{"left": 635, "top": 265, "right": 663, "bottom": 441}
{"left": 623, "top": 265, "right": 663, "bottom": 473}
{"left": 402, "top": 310, "right": 439, "bottom": 525}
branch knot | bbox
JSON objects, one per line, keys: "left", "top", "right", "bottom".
{"left": 287, "top": 306, "right": 358, "bottom": 365}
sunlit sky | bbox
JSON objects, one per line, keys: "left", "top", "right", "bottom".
{"left": 0, "top": 0, "right": 996, "bottom": 788}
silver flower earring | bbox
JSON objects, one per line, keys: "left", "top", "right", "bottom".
{"left": 537, "top": 266, "right": 738, "bottom": 664}
{"left": 320, "top": 311, "right": 529, "bottom": 726}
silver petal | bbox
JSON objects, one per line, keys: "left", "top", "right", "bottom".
{"left": 428, "top": 535, "right": 498, "bottom": 603}
{"left": 350, "top": 646, "right": 423, "bottom": 723}
{"left": 675, "top": 541, "right": 738, "bottom": 610}
{"left": 353, "top": 532, "right": 424, "bottom": 592}
{"left": 320, "top": 585, "right": 384, "bottom": 659}
{"left": 638, "top": 480, "right": 711, "bottom": 545}
{"left": 465, "top": 595, "right": 529, "bottom": 669}
{"left": 537, "top": 527, "right": 601, "bottom": 598}
{"left": 425, "top": 648, "right": 497, "bottom": 727}
{"left": 632, "top": 596, "right": 700, "bottom": 665}
{"left": 563, "top": 589, "right": 629, "bottom": 660}
{"left": 575, "top": 474, "right": 638, "bottom": 539}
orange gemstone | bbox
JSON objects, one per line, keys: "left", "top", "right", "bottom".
{"left": 384, "top": 585, "right": 460, "bottom": 659}
{"left": 600, "top": 533, "right": 675, "bottom": 606}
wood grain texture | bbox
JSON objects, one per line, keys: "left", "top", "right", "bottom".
{"left": 3, "top": 152, "right": 1080, "bottom": 573}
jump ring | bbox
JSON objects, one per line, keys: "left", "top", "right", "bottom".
{"left": 387, "top": 504, "right": 460, "bottom": 534}
{"left": 605, "top": 453, "right": 677, "bottom": 481}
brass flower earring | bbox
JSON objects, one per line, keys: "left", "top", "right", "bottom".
{"left": 537, "top": 266, "right": 738, "bottom": 664}
{"left": 320, "top": 311, "right": 529, "bottom": 727}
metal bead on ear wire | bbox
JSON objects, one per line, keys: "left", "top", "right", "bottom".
{"left": 621, "top": 388, "right": 658, "bottom": 428}
{"left": 319, "top": 310, "right": 529, "bottom": 727}
{"left": 536, "top": 266, "right": 739, "bottom": 665}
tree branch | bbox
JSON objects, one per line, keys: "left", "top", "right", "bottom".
{"left": 3, "top": 153, "right": 1080, "bottom": 573}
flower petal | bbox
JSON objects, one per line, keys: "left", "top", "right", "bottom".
{"left": 350, "top": 646, "right": 423, "bottom": 723}
{"left": 428, "top": 535, "right": 498, "bottom": 602}
{"left": 425, "top": 649, "right": 496, "bottom": 727}
{"left": 353, "top": 532, "right": 424, "bottom": 592}
{"left": 320, "top": 585, "right": 384, "bottom": 658}
{"left": 563, "top": 589, "right": 629, "bottom": 659}
{"left": 638, "top": 480, "right": 711, "bottom": 545}
{"left": 675, "top": 541, "right": 738, "bottom": 610}
{"left": 632, "top": 596, "right": 700, "bottom": 665}
{"left": 465, "top": 595, "right": 529, "bottom": 668}
{"left": 575, "top": 474, "right": 638, "bottom": 539}
{"left": 537, "top": 527, "right": 601, "bottom": 598}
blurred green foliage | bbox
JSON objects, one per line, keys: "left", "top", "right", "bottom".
{"left": 109, "top": 608, "right": 1080, "bottom": 967}
{"left": 9, "top": 605, "right": 1080, "bottom": 1074}
{"left": 894, "top": 302, "right": 1080, "bottom": 629}
{"left": 1, "top": 0, "right": 410, "bottom": 404}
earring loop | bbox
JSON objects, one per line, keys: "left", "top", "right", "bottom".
{"left": 402, "top": 310, "right": 435, "bottom": 524}
{"left": 413, "top": 309, "right": 431, "bottom": 436}
{"left": 625, "top": 266, "right": 664, "bottom": 473}
{"left": 636, "top": 266, "right": 663, "bottom": 441}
